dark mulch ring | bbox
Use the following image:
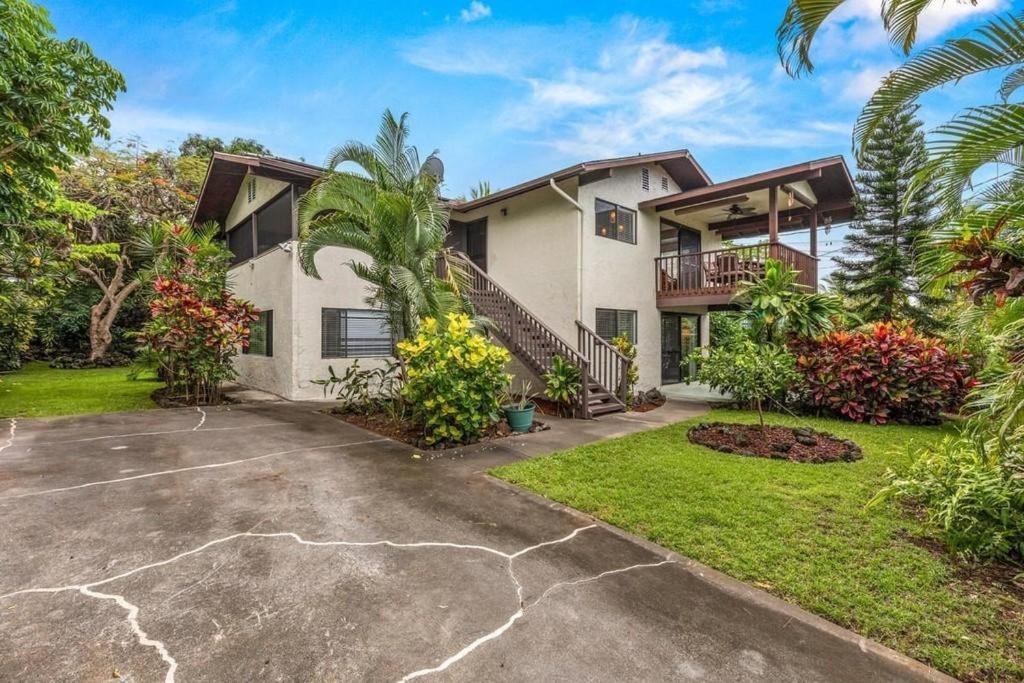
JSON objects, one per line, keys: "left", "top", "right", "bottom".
{"left": 328, "top": 407, "right": 549, "bottom": 450}
{"left": 688, "top": 422, "right": 863, "bottom": 464}
{"left": 151, "top": 388, "right": 238, "bottom": 409}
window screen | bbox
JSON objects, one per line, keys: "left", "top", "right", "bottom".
{"left": 255, "top": 189, "right": 293, "bottom": 255}
{"left": 596, "top": 308, "right": 636, "bottom": 343}
{"left": 245, "top": 310, "right": 273, "bottom": 356}
{"left": 322, "top": 309, "right": 393, "bottom": 358}
{"left": 595, "top": 199, "right": 636, "bottom": 244}
{"left": 227, "top": 217, "right": 254, "bottom": 264}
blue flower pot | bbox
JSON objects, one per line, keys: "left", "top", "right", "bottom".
{"left": 504, "top": 404, "right": 536, "bottom": 433}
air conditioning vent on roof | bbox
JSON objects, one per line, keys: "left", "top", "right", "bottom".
{"left": 661, "top": 176, "right": 669, "bottom": 191}
{"left": 641, "top": 167, "right": 650, "bottom": 191}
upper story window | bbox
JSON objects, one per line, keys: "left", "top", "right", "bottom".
{"left": 227, "top": 187, "right": 294, "bottom": 265}
{"left": 595, "top": 199, "right": 636, "bottom": 244}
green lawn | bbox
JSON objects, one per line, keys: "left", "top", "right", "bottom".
{"left": 493, "top": 410, "right": 1024, "bottom": 682}
{"left": 0, "top": 361, "right": 159, "bottom": 418}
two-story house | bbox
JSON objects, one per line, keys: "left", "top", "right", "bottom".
{"left": 191, "top": 150, "right": 855, "bottom": 415}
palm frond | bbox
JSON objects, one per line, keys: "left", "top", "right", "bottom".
{"left": 855, "top": 13, "right": 1024, "bottom": 157}
{"left": 999, "top": 64, "right": 1024, "bottom": 101}
{"left": 882, "top": 0, "right": 933, "bottom": 55}
{"left": 776, "top": 0, "right": 848, "bottom": 76}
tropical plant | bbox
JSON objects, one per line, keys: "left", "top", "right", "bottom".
{"left": 830, "top": 103, "right": 946, "bottom": 333}
{"left": 312, "top": 359, "right": 403, "bottom": 414}
{"left": 543, "top": 355, "right": 582, "bottom": 416}
{"left": 298, "top": 110, "right": 466, "bottom": 340}
{"left": 872, "top": 431, "right": 1024, "bottom": 561}
{"left": 691, "top": 340, "right": 799, "bottom": 429}
{"left": 500, "top": 379, "right": 534, "bottom": 411}
{"left": 469, "top": 180, "right": 492, "bottom": 199}
{"left": 734, "top": 258, "right": 845, "bottom": 342}
{"left": 709, "top": 311, "right": 747, "bottom": 348}
{"left": 610, "top": 334, "right": 639, "bottom": 408}
{"left": 791, "top": 323, "right": 975, "bottom": 424}
{"left": 397, "top": 313, "right": 510, "bottom": 445}
{"left": 0, "top": 0, "right": 124, "bottom": 227}
{"left": 136, "top": 226, "right": 257, "bottom": 404}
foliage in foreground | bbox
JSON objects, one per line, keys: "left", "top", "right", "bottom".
{"left": 791, "top": 323, "right": 975, "bottom": 425}
{"left": 397, "top": 313, "right": 509, "bottom": 445}
{"left": 692, "top": 340, "right": 798, "bottom": 427}
{"left": 542, "top": 355, "right": 582, "bottom": 416}
{"left": 734, "top": 258, "right": 845, "bottom": 342}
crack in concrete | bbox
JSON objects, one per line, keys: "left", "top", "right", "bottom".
{"left": 0, "top": 439, "right": 389, "bottom": 502}
{"left": 192, "top": 407, "right": 207, "bottom": 431}
{"left": 0, "top": 523, "right": 673, "bottom": 682}
{"left": 26, "top": 421, "right": 281, "bottom": 447}
{"left": 0, "top": 418, "right": 15, "bottom": 456}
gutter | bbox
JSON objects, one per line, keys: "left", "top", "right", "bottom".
{"left": 549, "top": 178, "right": 584, "bottom": 321}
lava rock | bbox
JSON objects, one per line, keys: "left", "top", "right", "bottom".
{"left": 795, "top": 434, "right": 818, "bottom": 447}
{"left": 771, "top": 442, "right": 792, "bottom": 453}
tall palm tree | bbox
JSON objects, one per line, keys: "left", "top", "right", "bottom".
{"left": 298, "top": 110, "right": 465, "bottom": 339}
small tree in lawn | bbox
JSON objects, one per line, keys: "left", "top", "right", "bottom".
{"left": 692, "top": 340, "right": 799, "bottom": 429}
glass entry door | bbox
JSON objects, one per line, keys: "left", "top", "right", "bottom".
{"left": 661, "top": 313, "right": 701, "bottom": 383}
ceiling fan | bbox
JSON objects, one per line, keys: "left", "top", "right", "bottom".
{"left": 721, "top": 203, "right": 757, "bottom": 219}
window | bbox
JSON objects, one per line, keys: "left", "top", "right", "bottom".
{"left": 595, "top": 199, "right": 636, "bottom": 244}
{"left": 255, "top": 189, "right": 293, "bottom": 255}
{"left": 227, "top": 216, "right": 254, "bottom": 264}
{"left": 596, "top": 308, "right": 637, "bottom": 343}
{"left": 322, "top": 309, "right": 394, "bottom": 358}
{"left": 641, "top": 167, "right": 650, "bottom": 191}
{"left": 245, "top": 310, "right": 273, "bottom": 356}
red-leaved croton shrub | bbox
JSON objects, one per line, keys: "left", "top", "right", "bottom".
{"left": 790, "top": 323, "right": 976, "bottom": 424}
{"left": 138, "top": 275, "right": 258, "bottom": 404}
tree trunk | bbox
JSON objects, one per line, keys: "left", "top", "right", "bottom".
{"left": 79, "top": 256, "right": 141, "bottom": 362}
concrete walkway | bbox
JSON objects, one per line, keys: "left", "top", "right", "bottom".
{"left": 0, "top": 401, "right": 950, "bottom": 682}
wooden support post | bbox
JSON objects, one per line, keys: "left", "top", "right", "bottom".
{"left": 768, "top": 185, "right": 779, "bottom": 258}
{"left": 809, "top": 209, "right": 818, "bottom": 258}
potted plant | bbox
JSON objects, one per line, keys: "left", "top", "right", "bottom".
{"left": 501, "top": 379, "right": 535, "bottom": 433}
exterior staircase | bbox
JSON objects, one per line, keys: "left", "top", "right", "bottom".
{"left": 446, "top": 252, "right": 628, "bottom": 418}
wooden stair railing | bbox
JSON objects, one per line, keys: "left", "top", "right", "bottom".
{"left": 444, "top": 252, "right": 625, "bottom": 418}
{"left": 576, "top": 320, "right": 631, "bottom": 407}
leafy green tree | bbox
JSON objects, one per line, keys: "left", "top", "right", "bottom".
{"left": 693, "top": 340, "right": 799, "bottom": 429}
{"left": 831, "top": 103, "right": 944, "bottom": 333}
{"left": 178, "top": 134, "right": 270, "bottom": 158}
{"left": 0, "top": 0, "right": 124, "bottom": 227}
{"left": 734, "top": 258, "right": 845, "bottom": 342}
{"left": 470, "top": 180, "right": 492, "bottom": 199}
{"left": 298, "top": 110, "right": 464, "bottom": 339}
{"left": 59, "top": 146, "right": 195, "bottom": 360}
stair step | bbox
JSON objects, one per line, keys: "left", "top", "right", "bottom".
{"left": 589, "top": 402, "right": 625, "bottom": 416}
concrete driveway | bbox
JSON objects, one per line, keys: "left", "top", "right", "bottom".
{"left": 0, "top": 402, "right": 948, "bottom": 682}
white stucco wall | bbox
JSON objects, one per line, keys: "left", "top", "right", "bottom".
{"left": 576, "top": 163, "right": 718, "bottom": 389}
{"left": 451, "top": 183, "right": 580, "bottom": 343}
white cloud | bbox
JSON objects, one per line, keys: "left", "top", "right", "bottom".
{"left": 108, "top": 104, "right": 264, "bottom": 145}
{"left": 837, "top": 63, "right": 896, "bottom": 102}
{"left": 459, "top": 1, "right": 491, "bottom": 23}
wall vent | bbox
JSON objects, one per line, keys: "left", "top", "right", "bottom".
{"left": 641, "top": 167, "right": 650, "bottom": 191}
{"left": 247, "top": 177, "right": 257, "bottom": 203}
{"left": 661, "top": 176, "right": 669, "bottom": 191}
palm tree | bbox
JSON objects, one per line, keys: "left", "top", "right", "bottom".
{"left": 298, "top": 110, "right": 465, "bottom": 339}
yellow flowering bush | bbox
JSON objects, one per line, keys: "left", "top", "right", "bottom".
{"left": 397, "top": 313, "right": 510, "bottom": 445}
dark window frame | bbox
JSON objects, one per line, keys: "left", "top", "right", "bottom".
{"left": 594, "top": 198, "right": 637, "bottom": 245}
{"left": 226, "top": 185, "right": 296, "bottom": 265}
{"left": 595, "top": 308, "right": 637, "bottom": 344}
{"left": 321, "top": 308, "right": 395, "bottom": 359}
{"left": 244, "top": 310, "right": 274, "bottom": 357}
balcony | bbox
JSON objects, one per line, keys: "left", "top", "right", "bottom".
{"left": 655, "top": 243, "right": 818, "bottom": 308}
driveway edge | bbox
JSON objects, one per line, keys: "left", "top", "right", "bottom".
{"left": 483, "top": 473, "right": 958, "bottom": 683}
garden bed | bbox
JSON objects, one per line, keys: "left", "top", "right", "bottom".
{"left": 327, "top": 407, "right": 548, "bottom": 450}
{"left": 687, "top": 421, "right": 862, "bottom": 463}
{"left": 151, "top": 388, "right": 239, "bottom": 409}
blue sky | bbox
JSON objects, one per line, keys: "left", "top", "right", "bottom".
{"left": 48, "top": 0, "right": 1008, "bottom": 273}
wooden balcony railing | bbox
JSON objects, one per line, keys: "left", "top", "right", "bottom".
{"left": 655, "top": 243, "right": 818, "bottom": 303}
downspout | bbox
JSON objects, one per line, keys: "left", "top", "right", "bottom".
{"left": 549, "top": 178, "right": 584, "bottom": 321}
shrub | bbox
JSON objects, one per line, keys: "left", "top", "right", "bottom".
{"left": 791, "top": 323, "right": 975, "bottom": 424}
{"left": 137, "top": 276, "right": 257, "bottom": 404}
{"left": 873, "top": 432, "right": 1024, "bottom": 561}
{"left": 692, "top": 340, "right": 799, "bottom": 428}
{"left": 312, "top": 360, "right": 402, "bottom": 414}
{"left": 610, "top": 334, "right": 638, "bottom": 407}
{"left": 397, "top": 313, "right": 510, "bottom": 445}
{"left": 543, "top": 355, "right": 582, "bottom": 416}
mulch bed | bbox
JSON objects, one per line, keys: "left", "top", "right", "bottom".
{"left": 328, "top": 407, "right": 549, "bottom": 450}
{"left": 151, "top": 388, "right": 238, "bottom": 409}
{"left": 688, "top": 422, "right": 863, "bottom": 464}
